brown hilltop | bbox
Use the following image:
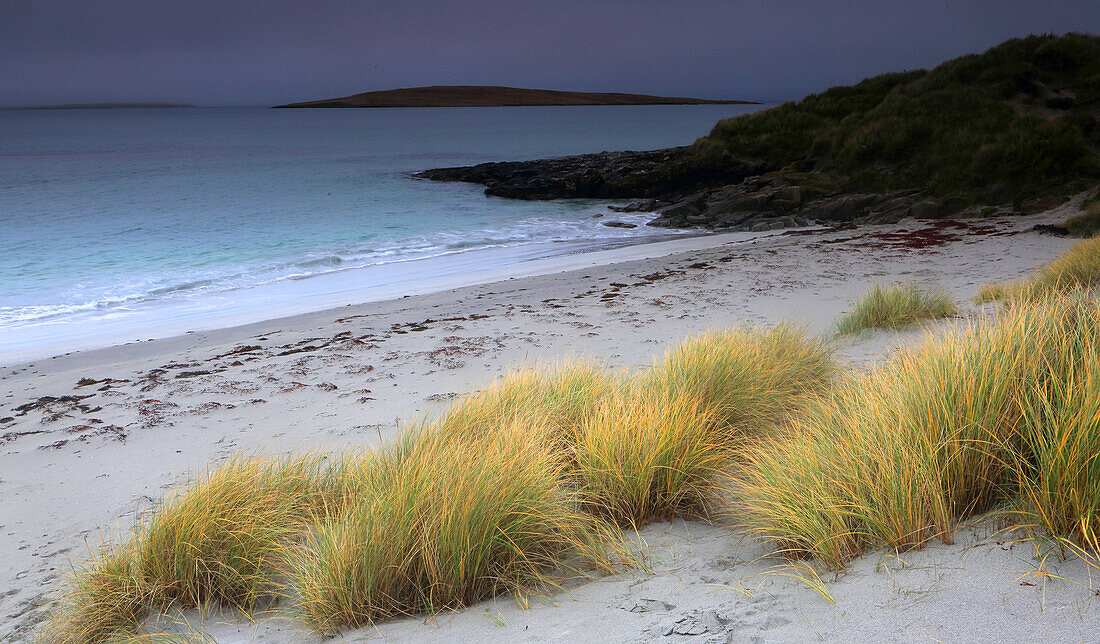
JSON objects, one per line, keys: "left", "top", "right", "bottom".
{"left": 273, "top": 85, "right": 755, "bottom": 108}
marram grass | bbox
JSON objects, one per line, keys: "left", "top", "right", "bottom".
{"left": 569, "top": 388, "right": 726, "bottom": 525}
{"left": 835, "top": 283, "right": 957, "bottom": 335}
{"left": 46, "top": 323, "right": 838, "bottom": 641}
{"left": 44, "top": 455, "right": 373, "bottom": 643}
{"left": 639, "top": 324, "right": 837, "bottom": 436}
{"left": 289, "top": 419, "right": 621, "bottom": 633}
{"left": 436, "top": 360, "right": 618, "bottom": 442}
{"left": 977, "top": 236, "right": 1100, "bottom": 303}
{"left": 739, "top": 293, "right": 1100, "bottom": 568}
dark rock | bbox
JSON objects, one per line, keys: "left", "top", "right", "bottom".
{"left": 417, "top": 147, "right": 737, "bottom": 200}
{"left": 909, "top": 200, "right": 941, "bottom": 219}
{"left": 609, "top": 199, "right": 659, "bottom": 212}
{"left": 655, "top": 201, "right": 701, "bottom": 219}
{"left": 1033, "top": 223, "right": 1070, "bottom": 236}
{"left": 602, "top": 221, "right": 638, "bottom": 229}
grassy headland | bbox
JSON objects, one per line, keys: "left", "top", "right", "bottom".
{"left": 687, "top": 33, "right": 1100, "bottom": 210}
{"left": 423, "top": 33, "right": 1099, "bottom": 228}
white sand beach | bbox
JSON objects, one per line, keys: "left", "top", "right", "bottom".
{"left": 4, "top": 198, "right": 1099, "bottom": 643}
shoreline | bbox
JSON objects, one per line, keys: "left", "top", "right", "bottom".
{"left": 1, "top": 226, "right": 761, "bottom": 368}
{"left": 3, "top": 203, "right": 1096, "bottom": 642}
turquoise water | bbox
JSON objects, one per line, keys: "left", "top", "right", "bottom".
{"left": 0, "top": 104, "right": 762, "bottom": 361}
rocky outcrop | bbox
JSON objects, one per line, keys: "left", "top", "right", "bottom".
{"left": 417, "top": 148, "right": 761, "bottom": 201}
{"left": 644, "top": 178, "right": 931, "bottom": 231}
{"left": 419, "top": 147, "right": 1025, "bottom": 233}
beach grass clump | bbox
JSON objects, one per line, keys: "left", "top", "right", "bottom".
{"left": 835, "top": 283, "right": 957, "bottom": 335}
{"left": 46, "top": 324, "right": 839, "bottom": 639}
{"left": 738, "top": 294, "right": 1100, "bottom": 568}
{"left": 977, "top": 236, "right": 1100, "bottom": 303}
{"left": 45, "top": 454, "right": 373, "bottom": 642}
{"left": 974, "top": 282, "right": 1010, "bottom": 304}
{"left": 290, "top": 419, "right": 616, "bottom": 634}
{"left": 437, "top": 361, "right": 618, "bottom": 441}
{"left": 569, "top": 388, "right": 725, "bottom": 525}
{"left": 639, "top": 324, "right": 836, "bottom": 437}
{"left": 1062, "top": 199, "right": 1100, "bottom": 238}
{"left": 132, "top": 455, "right": 353, "bottom": 611}
{"left": 1009, "top": 319, "right": 1100, "bottom": 554}
{"left": 40, "top": 546, "right": 155, "bottom": 644}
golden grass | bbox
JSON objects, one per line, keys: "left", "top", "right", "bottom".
{"left": 44, "top": 455, "right": 370, "bottom": 642}
{"left": 640, "top": 324, "right": 836, "bottom": 435}
{"left": 290, "top": 419, "right": 619, "bottom": 633}
{"left": 738, "top": 293, "right": 1100, "bottom": 568}
{"left": 41, "top": 545, "right": 153, "bottom": 644}
{"left": 47, "top": 324, "right": 838, "bottom": 641}
{"left": 435, "top": 360, "right": 618, "bottom": 442}
{"left": 569, "top": 388, "right": 725, "bottom": 525}
{"left": 977, "top": 236, "right": 1100, "bottom": 303}
{"left": 1062, "top": 199, "right": 1100, "bottom": 238}
{"left": 835, "top": 283, "right": 957, "bottom": 335}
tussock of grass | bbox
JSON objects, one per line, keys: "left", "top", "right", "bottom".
{"left": 974, "top": 282, "right": 1010, "bottom": 304}
{"left": 290, "top": 420, "right": 617, "bottom": 633}
{"left": 641, "top": 325, "right": 836, "bottom": 435}
{"left": 1010, "top": 335, "right": 1100, "bottom": 552}
{"left": 835, "top": 283, "right": 957, "bottom": 335}
{"left": 42, "top": 546, "right": 153, "bottom": 644}
{"left": 978, "top": 236, "right": 1100, "bottom": 303}
{"left": 739, "top": 293, "right": 1100, "bottom": 568}
{"left": 1062, "top": 199, "right": 1100, "bottom": 238}
{"left": 45, "top": 455, "right": 370, "bottom": 642}
{"left": 437, "top": 361, "right": 617, "bottom": 440}
{"left": 570, "top": 389, "right": 725, "bottom": 525}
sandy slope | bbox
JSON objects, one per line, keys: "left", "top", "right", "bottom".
{"left": 2, "top": 199, "right": 1097, "bottom": 642}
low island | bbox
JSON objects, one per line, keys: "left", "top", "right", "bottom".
{"left": 273, "top": 85, "right": 755, "bottom": 108}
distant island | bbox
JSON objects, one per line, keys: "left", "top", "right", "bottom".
{"left": 274, "top": 85, "right": 756, "bottom": 108}
{"left": 1, "top": 103, "right": 193, "bottom": 110}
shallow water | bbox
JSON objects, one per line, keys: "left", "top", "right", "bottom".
{"left": 0, "top": 104, "right": 763, "bottom": 361}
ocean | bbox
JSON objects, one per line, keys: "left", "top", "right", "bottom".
{"left": 0, "top": 104, "right": 762, "bottom": 362}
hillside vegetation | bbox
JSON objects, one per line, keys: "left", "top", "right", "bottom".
{"left": 688, "top": 33, "right": 1100, "bottom": 210}
{"left": 424, "top": 34, "right": 1100, "bottom": 221}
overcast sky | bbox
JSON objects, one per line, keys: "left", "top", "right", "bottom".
{"left": 2, "top": 1, "right": 1097, "bottom": 107}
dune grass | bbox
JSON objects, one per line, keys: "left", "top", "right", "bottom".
{"left": 738, "top": 293, "right": 1100, "bottom": 568}
{"left": 435, "top": 360, "right": 618, "bottom": 443}
{"left": 290, "top": 419, "right": 618, "bottom": 633}
{"left": 834, "top": 283, "right": 957, "bottom": 336}
{"left": 44, "top": 455, "right": 369, "bottom": 642}
{"left": 1062, "top": 199, "right": 1100, "bottom": 238}
{"left": 640, "top": 324, "right": 837, "bottom": 434}
{"left": 977, "top": 236, "right": 1100, "bottom": 303}
{"left": 46, "top": 288, "right": 1100, "bottom": 639}
{"left": 568, "top": 388, "right": 725, "bottom": 525}
{"left": 47, "top": 324, "right": 836, "bottom": 641}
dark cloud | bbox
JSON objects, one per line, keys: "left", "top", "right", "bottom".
{"left": 1, "top": 1, "right": 1096, "bottom": 106}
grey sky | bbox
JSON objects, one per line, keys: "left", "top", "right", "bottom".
{"left": 1, "top": 1, "right": 1097, "bottom": 107}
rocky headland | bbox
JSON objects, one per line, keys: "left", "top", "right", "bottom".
{"left": 420, "top": 34, "right": 1100, "bottom": 233}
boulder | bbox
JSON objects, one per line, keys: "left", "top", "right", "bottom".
{"left": 908, "top": 200, "right": 940, "bottom": 219}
